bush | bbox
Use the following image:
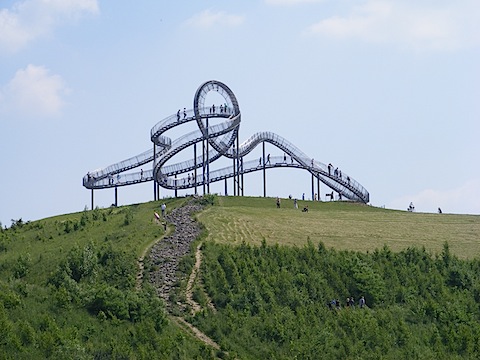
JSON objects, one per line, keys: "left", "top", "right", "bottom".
{"left": 13, "top": 253, "right": 32, "bottom": 279}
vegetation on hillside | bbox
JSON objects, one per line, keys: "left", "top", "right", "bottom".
{"left": 1, "top": 196, "right": 479, "bottom": 359}
{"left": 193, "top": 240, "right": 480, "bottom": 359}
{"left": 0, "top": 200, "right": 216, "bottom": 359}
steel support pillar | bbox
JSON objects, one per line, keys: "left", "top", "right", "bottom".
{"left": 153, "top": 143, "right": 156, "bottom": 201}
{"left": 233, "top": 155, "right": 236, "bottom": 196}
{"left": 241, "top": 157, "right": 244, "bottom": 196}
{"left": 194, "top": 143, "right": 197, "bottom": 195}
{"left": 202, "top": 138, "right": 205, "bottom": 195}
{"left": 206, "top": 118, "right": 210, "bottom": 194}
{"left": 311, "top": 174, "right": 314, "bottom": 201}
{"left": 262, "top": 142, "right": 266, "bottom": 197}
{"left": 236, "top": 135, "right": 240, "bottom": 196}
{"left": 317, "top": 178, "right": 321, "bottom": 201}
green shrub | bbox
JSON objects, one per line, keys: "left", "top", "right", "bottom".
{"left": 13, "top": 253, "right": 32, "bottom": 279}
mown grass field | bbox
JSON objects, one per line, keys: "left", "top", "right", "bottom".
{"left": 196, "top": 196, "right": 480, "bottom": 259}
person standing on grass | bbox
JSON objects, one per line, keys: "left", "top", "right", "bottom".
{"left": 276, "top": 197, "right": 281, "bottom": 208}
{"left": 359, "top": 296, "right": 366, "bottom": 308}
{"left": 294, "top": 198, "right": 298, "bottom": 209}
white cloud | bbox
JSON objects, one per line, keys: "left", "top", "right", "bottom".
{"left": 388, "top": 179, "right": 480, "bottom": 215}
{"left": 0, "top": 0, "right": 99, "bottom": 53}
{"left": 185, "top": 9, "right": 244, "bottom": 29}
{"left": 307, "top": 0, "right": 480, "bottom": 51}
{"left": 1, "top": 64, "right": 69, "bottom": 117}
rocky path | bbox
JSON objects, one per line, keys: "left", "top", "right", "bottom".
{"left": 148, "top": 201, "right": 203, "bottom": 304}
{"left": 145, "top": 199, "right": 223, "bottom": 353}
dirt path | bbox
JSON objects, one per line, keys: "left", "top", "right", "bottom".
{"left": 185, "top": 242, "right": 216, "bottom": 315}
{"left": 185, "top": 243, "right": 203, "bottom": 313}
{"left": 170, "top": 316, "right": 220, "bottom": 350}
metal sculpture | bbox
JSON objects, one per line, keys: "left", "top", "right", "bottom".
{"left": 83, "top": 80, "right": 369, "bottom": 208}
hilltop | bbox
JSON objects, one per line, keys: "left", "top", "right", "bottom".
{"left": 198, "top": 196, "right": 480, "bottom": 259}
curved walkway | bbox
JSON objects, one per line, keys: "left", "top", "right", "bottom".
{"left": 83, "top": 80, "right": 369, "bottom": 204}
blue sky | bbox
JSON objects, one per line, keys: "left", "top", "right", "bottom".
{"left": 1, "top": 0, "right": 479, "bottom": 226}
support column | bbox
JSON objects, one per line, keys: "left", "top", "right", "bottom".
{"left": 224, "top": 178, "right": 228, "bottom": 196}
{"left": 202, "top": 137, "right": 206, "bottom": 195}
{"left": 317, "top": 178, "right": 321, "bottom": 201}
{"left": 175, "top": 174, "right": 177, "bottom": 198}
{"left": 311, "top": 174, "right": 314, "bottom": 201}
{"left": 206, "top": 118, "right": 210, "bottom": 195}
{"left": 233, "top": 155, "right": 236, "bottom": 196}
{"left": 262, "top": 142, "right": 266, "bottom": 197}
{"left": 194, "top": 143, "right": 197, "bottom": 195}
{"left": 91, "top": 189, "right": 94, "bottom": 210}
{"left": 241, "top": 157, "right": 244, "bottom": 196}
{"left": 236, "top": 135, "right": 240, "bottom": 196}
{"left": 153, "top": 143, "right": 157, "bottom": 201}
{"left": 115, "top": 186, "right": 118, "bottom": 207}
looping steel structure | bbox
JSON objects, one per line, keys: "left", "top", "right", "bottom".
{"left": 83, "top": 80, "right": 369, "bottom": 207}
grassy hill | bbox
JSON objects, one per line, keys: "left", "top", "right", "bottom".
{"left": 197, "top": 196, "right": 480, "bottom": 259}
{"left": 1, "top": 195, "right": 479, "bottom": 359}
{"left": 0, "top": 197, "right": 215, "bottom": 359}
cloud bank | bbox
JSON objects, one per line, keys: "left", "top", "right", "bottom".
{"left": 307, "top": 0, "right": 480, "bottom": 51}
{"left": 0, "top": 0, "right": 99, "bottom": 52}
{"left": 1, "top": 64, "right": 69, "bottom": 117}
{"left": 185, "top": 9, "right": 244, "bottom": 29}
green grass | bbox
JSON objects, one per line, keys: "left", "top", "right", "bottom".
{"left": 0, "top": 197, "right": 219, "bottom": 359}
{"left": 197, "top": 196, "right": 480, "bottom": 259}
{"left": 1, "top": 194, "right": 480, "bottom": 358}
{"left": 0, "top": 198, "right": 187, "bottom": 285}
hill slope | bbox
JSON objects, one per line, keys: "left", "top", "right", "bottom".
{"left": 1, "top": 195, "right": 479, "bottom": 359}
{"left": 0, "top": 198, "right": 218, "bottom": 359}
